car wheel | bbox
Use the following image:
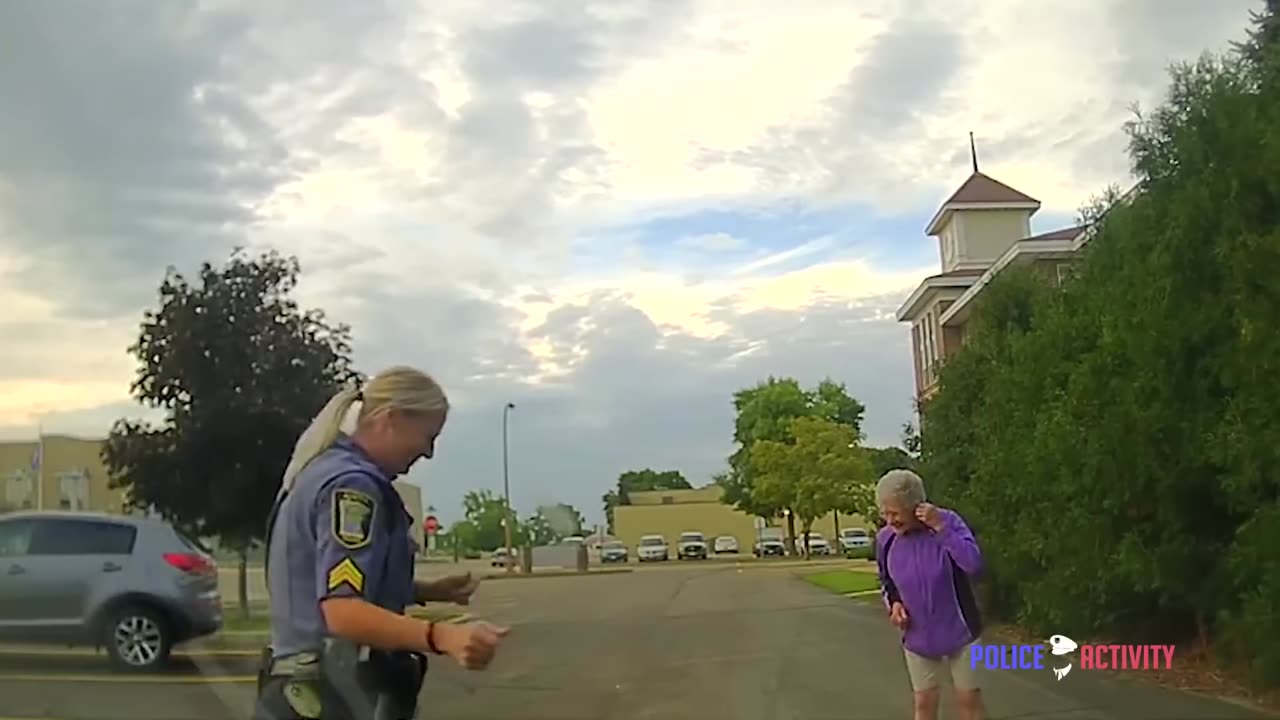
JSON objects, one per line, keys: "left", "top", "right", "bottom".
{"left": 103, "top": 604, "right": 172, "bottom": 672}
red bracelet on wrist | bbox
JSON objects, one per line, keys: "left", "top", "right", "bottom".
{"left": 426, "top": 622, "right": 443, "bottom": 655}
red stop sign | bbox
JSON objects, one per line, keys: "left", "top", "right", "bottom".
{"left": 424, "top": 516, "right": 439, "bottom": 534}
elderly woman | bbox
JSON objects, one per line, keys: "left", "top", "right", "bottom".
{"left": 875, "top": 469, "right": 986, "bottom": 720}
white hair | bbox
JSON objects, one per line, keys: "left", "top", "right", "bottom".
{"left": 876, "top": 469, "right": 927, "bottom": 508}
{"left": 278, "top": 366, "right": 448, "bottom": 496}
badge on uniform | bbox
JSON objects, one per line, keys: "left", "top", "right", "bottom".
{"left": 332, "top": 488, "right": 375, "bottom": 549}
{"left": 283, "top": 680, "right": 323, "bottom": 719}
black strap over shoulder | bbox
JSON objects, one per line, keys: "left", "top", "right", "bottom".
{"left": 262, "top": 492, "right": 287, "bottom": 595}
{"left": 878, "top": 532, "right": 901, "bottom": 604}
{"left": 879, "top": 528, "right": 984, "bottom": 641}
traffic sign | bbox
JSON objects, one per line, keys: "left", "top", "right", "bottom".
{"left": 424, "top": 515, "right": 439, "bottom": 534}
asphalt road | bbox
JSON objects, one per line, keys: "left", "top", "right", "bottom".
{"left": 0, "top": 561, "right": 1271, "bottom": 720}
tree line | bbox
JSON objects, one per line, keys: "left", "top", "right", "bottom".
{"left": 445, "top": 491, "right": 586, "bottom": 556}
{"left": 602, "top": 378, "right": 918, "bottom": 555}
{"left": 920, "top": 2, "right": 1280, "bottom": 688}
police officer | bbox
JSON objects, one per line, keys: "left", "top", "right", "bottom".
{"left": 254, "top": 366, "right": 509, "bottom": 720}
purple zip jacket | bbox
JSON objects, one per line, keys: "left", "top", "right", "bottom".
{"left": 877, "top": 508, "right": 984, "bottom": 658}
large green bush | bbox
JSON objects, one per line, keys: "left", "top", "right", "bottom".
{"left": 921, "top": 2, "right": 1280, "bottom": 686}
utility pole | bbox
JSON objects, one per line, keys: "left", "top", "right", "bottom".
{"left": 502, "top": 402, "right": 516, "bottom": 573}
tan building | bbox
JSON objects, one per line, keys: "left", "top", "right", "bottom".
{"left": 396, "top": 481, "right": 424, "bottom": 551}
{"left": 614, "top": 485, "right": 868, "bottom": 552}
{"left": 896, "top": 171, "right": 1091, "bottom": 406}
{"left": 0, "top": 434, "right": 126, "bottom": 514}
{"left": 1, "top": 434, "right": 425, "bottom": 550}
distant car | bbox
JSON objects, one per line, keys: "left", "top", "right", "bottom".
{"left": 599, "top": 541, "right": 629, "bottom": 563}
{"left": 637, "top": 535, "right": 669, "bottom": 562}
{"left": 839, "top": 527, "right": 871, "bottom": 554}
{"left": 804, "top": 534, "right": 832, "bottom": 556}
{"left": 0, "top": 510, "right": 223, "bottom": 671}
{"left": 491, "top": 548, "right": 512, "bottom": 567}
{"left": 677, "top": 531, "right": 708, "bottom": 560}
{"left": 753, "top": 534, "right": 787, "bottom": 557}
{"left": 712, "top": 535, "right": 739, "bottom": 554}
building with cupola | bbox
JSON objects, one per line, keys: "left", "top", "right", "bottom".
{"left": 895, "top": 170, "right": 1091, "bottom": 407}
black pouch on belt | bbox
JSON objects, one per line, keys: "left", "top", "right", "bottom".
{"left": 365, "top": 649, "right": 428, "bottom": 718}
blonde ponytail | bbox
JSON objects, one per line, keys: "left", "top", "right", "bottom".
{"left": 279, "top": 386, "right": 362, "bottom": 496}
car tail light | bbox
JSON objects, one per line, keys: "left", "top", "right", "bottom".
{"left": 164, "top": 552, "right": 214, "bottom": 574}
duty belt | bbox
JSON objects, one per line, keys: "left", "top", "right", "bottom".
{"left": 268, "top": 652, "right": 321, "bottom": 677}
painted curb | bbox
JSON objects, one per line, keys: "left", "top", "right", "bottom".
{"left": 481, "top": 568, "right": 634, "bottom": 580}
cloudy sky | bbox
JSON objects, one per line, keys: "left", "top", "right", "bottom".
{"left": 0, "top": 0, "right": 1259, "bottom": 526}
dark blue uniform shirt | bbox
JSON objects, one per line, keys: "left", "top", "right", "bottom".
{"left": 267, "top": 436, "right": 417, "bottom": 657}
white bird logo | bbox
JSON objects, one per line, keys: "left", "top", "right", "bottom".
{"left": 1046, "top": 634, "right": 1078, "bottom": 656}
{"left": 1053, "top": 664, "right": 1073, "bottom": 681}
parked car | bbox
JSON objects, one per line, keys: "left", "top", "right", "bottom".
{"left": 753, "top": 537, "right": 786, "bottom": 557}
{"left": 599, "top": 540, "right": 629, "bottom": 563}
{"left": 839, "top": 527, "right": 872, "bottom": 555}
{"left": 491, "top": 548, "right": 513, "bottom": 567}
{"left": 677, "top": 531, "right": 708, "bottom": 560}
{"left": 803, "top": 533, "right": 832, "bottom": 556}
{"left": 712, "top": 535, "right": 739, "bottom": 554}
{"left": 0, "top": 510, "right": 223, "bottom": 671}
{"left": 637, "top": 535, "right": 669, "bottom": 562}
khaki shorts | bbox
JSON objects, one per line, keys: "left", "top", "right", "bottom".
{"left": 903, "top": 641, "right": 983, "bottom": 691}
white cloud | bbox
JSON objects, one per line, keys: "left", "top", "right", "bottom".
{"left": 674, "top": 232, "right": 746, "bottom": 253}
{"left": 0, "top": 0, "right": 1262, "bottom": 521}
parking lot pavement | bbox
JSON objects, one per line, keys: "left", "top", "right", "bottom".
{"left": 2, "top": 562, "right": 1271, "bottom": 720}
{"left": 421, "top": 564, "right": 1272, "bottom": 720}
{"left": 0, "top": 647, "right": 257, "bottom": 720}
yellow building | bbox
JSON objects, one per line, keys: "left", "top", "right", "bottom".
{"left": 614, "top": 485, "right": 868, "bottom": 551}
{"left": 0, "top": 435, "right": 126, "bottom": 514}
{"left": 396, "top": 481, "right": 424, "bottom": 550}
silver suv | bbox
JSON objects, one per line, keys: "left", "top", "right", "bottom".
{"left": 0, "top": 510, "right": 223, "bottom": 671}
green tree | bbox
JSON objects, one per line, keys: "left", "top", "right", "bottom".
{"left": 523, "top": 510, "right": 556, "bottom": 547}
{"left": 900, "top": 421, "right": 922, "bottom": 459}
{"left": 750, "top": 417, "right": 874, "bottom": 556}
{"left": 602, "top": 469, "right": 690, "bottom": 532}
{"left": 922, "top": 5, "right": 1280, "bottom": 687}
{"left": 460, "top": 489, "right": 525, "bottom": 551}
{"left": 723, "top": 377, "right": 867, "bottom": 522}
{"left": 101, "top": 249, "right": 360, "bottom": 617}
{"left": 534, "top": 502, "right": 584, "bottom": 540}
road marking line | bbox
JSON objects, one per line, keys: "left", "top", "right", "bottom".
{"left": 0, "top": 673, "right": 255, "bottom": 684}
{"left": 0, "top": 647, "right": 260, "bottom": 658}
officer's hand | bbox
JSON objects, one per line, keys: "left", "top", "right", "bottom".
{"left": 439, "top": 573, "right": 481, "bottom": 606}
{"left": 435, "top": 621, "right": 510, "bottom": 671}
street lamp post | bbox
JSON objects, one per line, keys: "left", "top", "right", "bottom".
{"left": 502, "top": 402, "right": 516, "bottom": 573}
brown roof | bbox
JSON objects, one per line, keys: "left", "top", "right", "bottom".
{"left": 1024, "top": 225, "right": 1086, "bottom": 242}
{"left": 942, "top": 172, "right": 1040, "bottom": 206}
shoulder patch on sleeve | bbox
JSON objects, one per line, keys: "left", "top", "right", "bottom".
{"left": 331, "top": 487, "right": 376, "bottom": 549}
{"left": 327, "top": 557, "right": 365, "bottom": 594}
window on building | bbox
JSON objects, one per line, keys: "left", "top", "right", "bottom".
{"left": 924, "top": 312, "right": 938, "bottom": 382}
{"left": 28, "top": 518, "right": 137, "bottom": 556}
{"left": 56, "top": 470, "right": 89, "bottom": 511}
{"left": 912, "top": 323, "right": 923, "bottom": 380}
{"left": 1056, "top": 262, "right": 1076, "bottom": 286}
{"left": 4, "top": 470, "right": 34, "bottom": 510}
